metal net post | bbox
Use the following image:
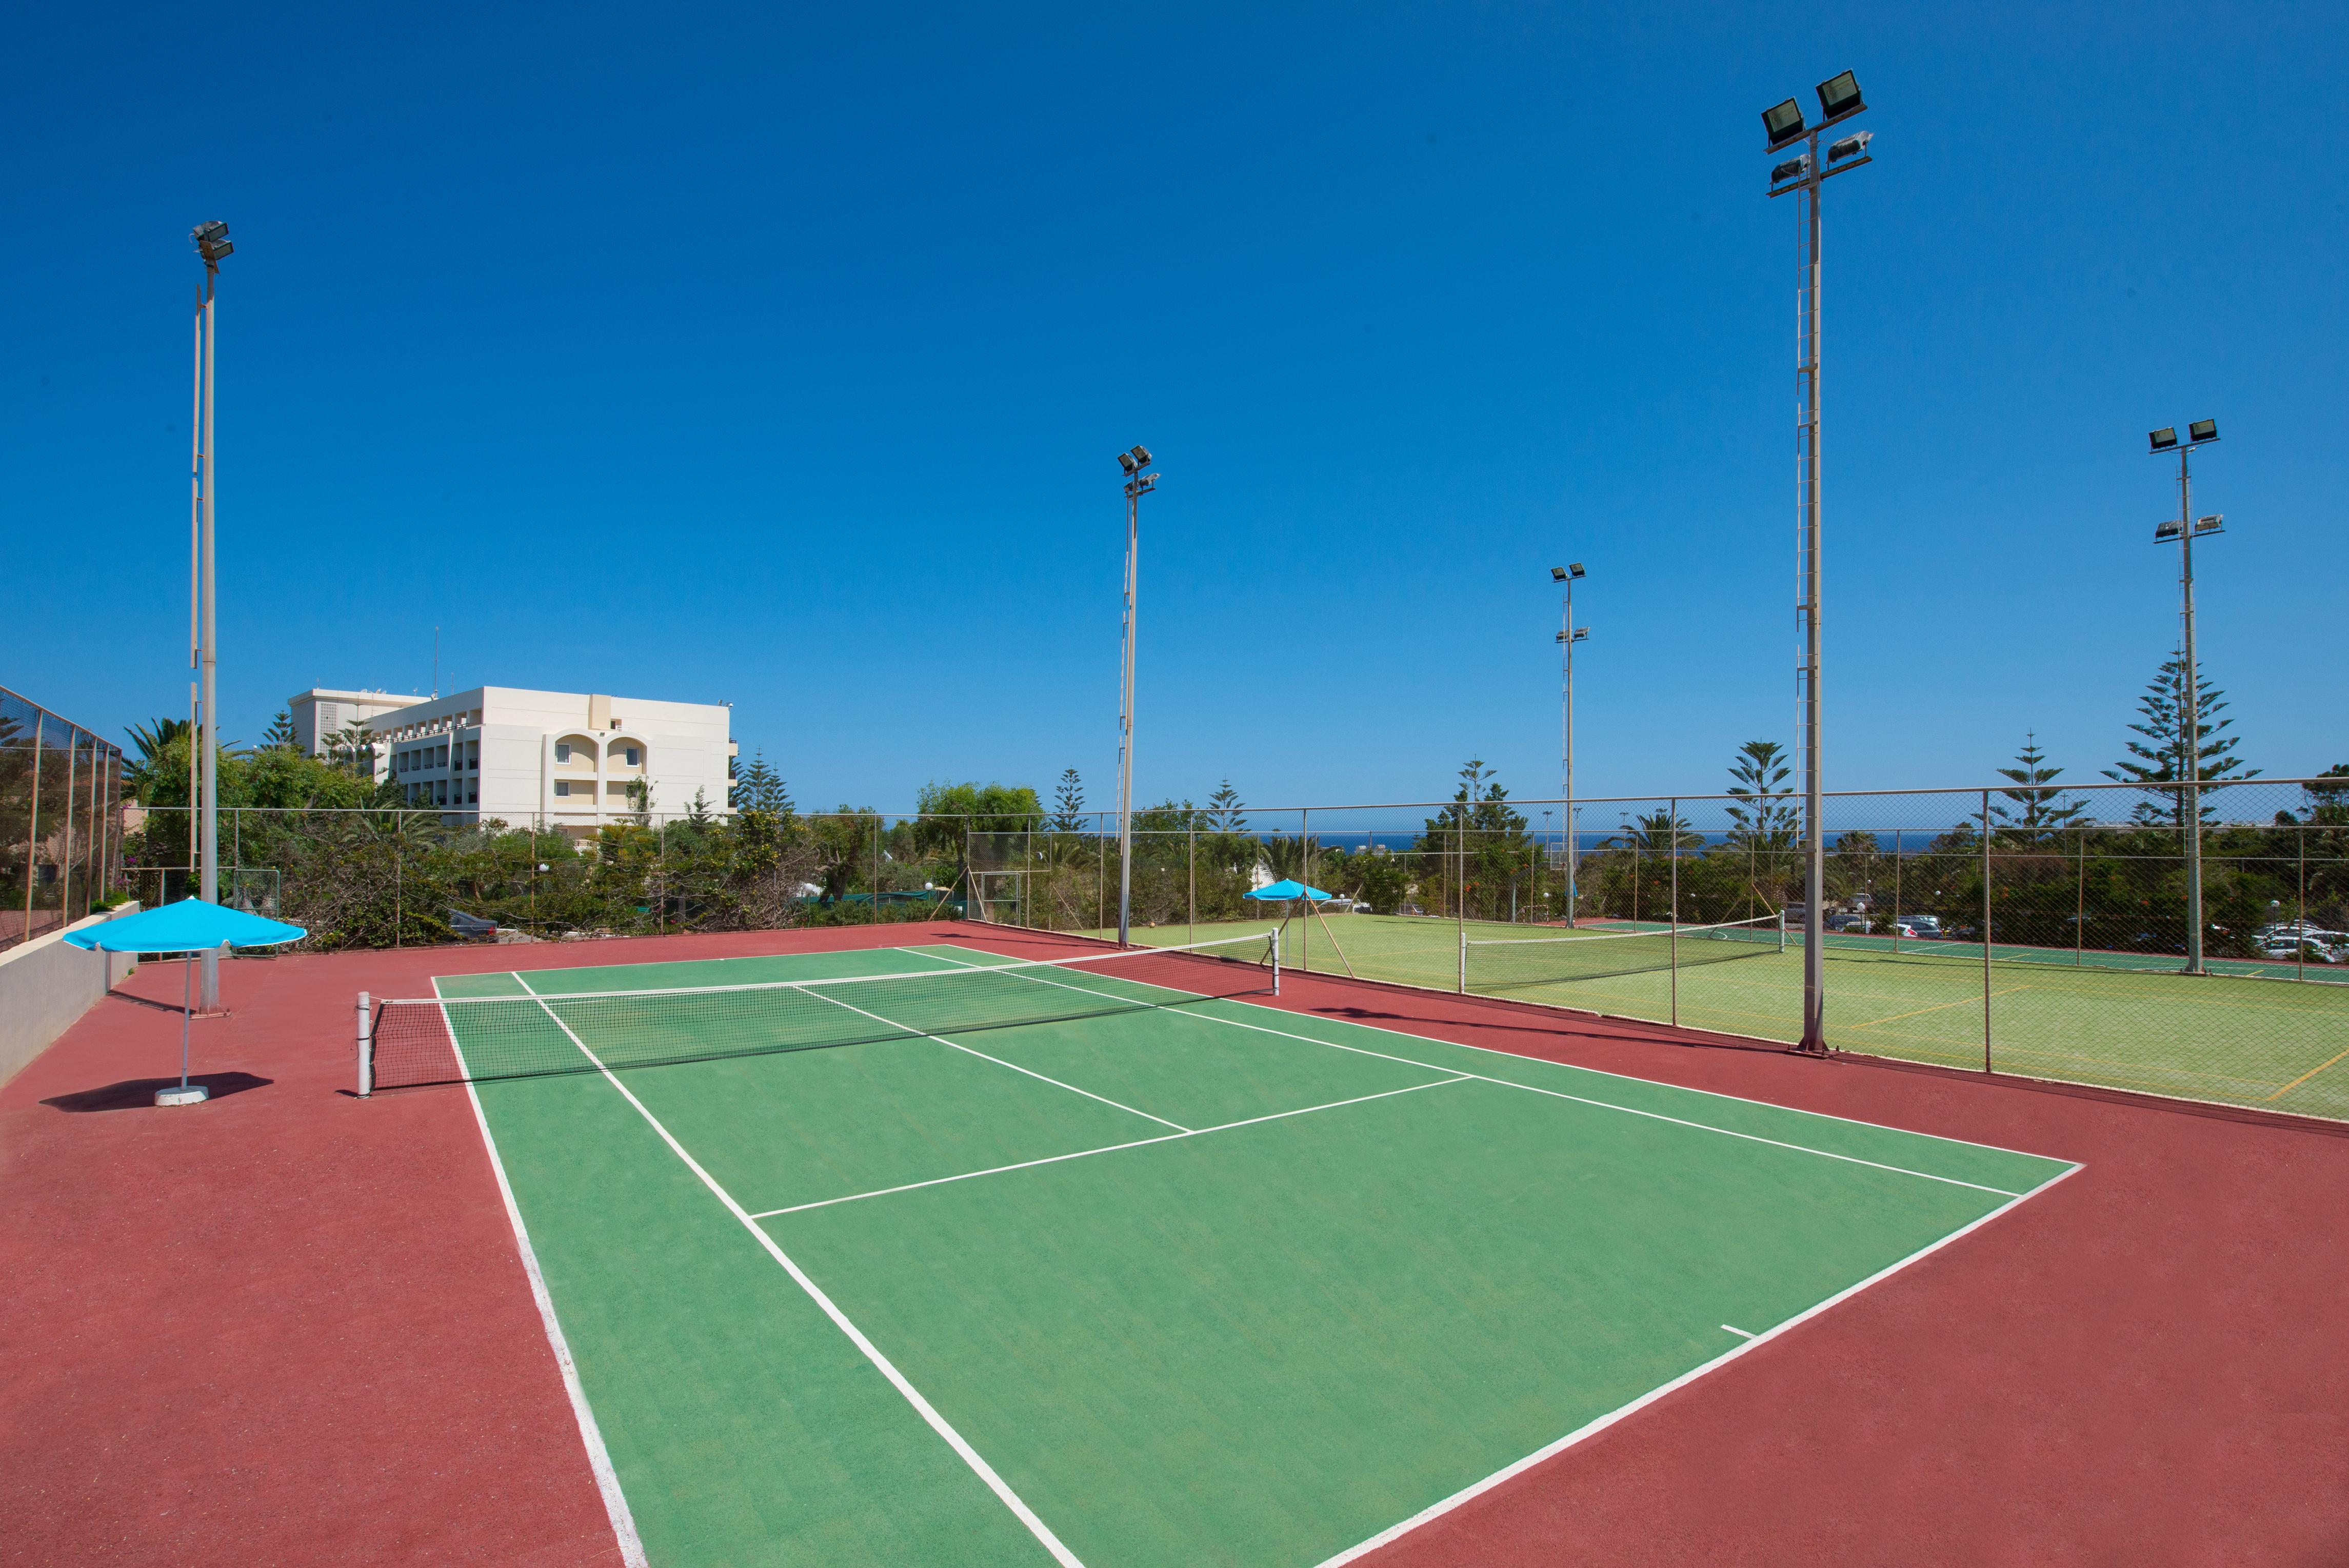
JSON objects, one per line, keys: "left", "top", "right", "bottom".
{"left": 1981, "top": 788, "right": 1993, "bottom": 1072}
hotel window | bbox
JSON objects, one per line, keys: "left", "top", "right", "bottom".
{"left": 624, "top": 747, "right": 640, "bottom": 766}
{"left": 554, "top": 781, "right": 572, "bottom": 798}
{"left": 555, "top": 742, "right": 571, "bottom": 763}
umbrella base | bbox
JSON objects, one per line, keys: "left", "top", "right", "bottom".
{"left": 154, "top": 1083, "right": 210, "bottom": 1107}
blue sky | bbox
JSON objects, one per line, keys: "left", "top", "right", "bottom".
{"left": 7, "top": 2, "right": 2343, "bottom": 813}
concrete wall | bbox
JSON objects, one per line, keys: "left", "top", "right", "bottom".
{"left": 0, "top": 904, "right": 141, "bottom": 1090}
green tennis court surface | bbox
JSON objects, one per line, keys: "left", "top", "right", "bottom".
{"left": 432, "top": 942, "right": 2075, "bottom": 1567}
{"left": 1093, "top": 915, "right": 2349, "bottom": 1121}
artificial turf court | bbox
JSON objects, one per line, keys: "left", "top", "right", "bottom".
{"left": 1090, "top": 914, "right": 2349, "bottom": 1121}
{"left": 423, "top": 939, "right": 2075, "bottom": 1567}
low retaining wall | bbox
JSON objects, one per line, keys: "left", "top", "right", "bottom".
{"left": 0, "top": 904, "right": 141, "bottom": 1089}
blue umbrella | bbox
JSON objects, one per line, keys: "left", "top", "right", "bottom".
{"left": 66, "top": 898, "right": 306, "bottom": 1106}
{"left": 1243, "top": 879, "right": 1331, "bottom": 902}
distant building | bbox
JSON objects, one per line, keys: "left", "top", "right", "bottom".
{"left": 292, "top": 685, "right": 735, "bottom": 832}
{"left": 287, "top": 688, "right": 411, "bottom": 755}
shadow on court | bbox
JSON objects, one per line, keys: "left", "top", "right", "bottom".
{"left": 41, "top": 1072, "right": 274, "bottom": 1113}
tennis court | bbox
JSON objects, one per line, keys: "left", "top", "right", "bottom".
{"left": 385, "top": 936, "right": 2077, "bottom": 1567}
{"left": 1093, "top": 914, "right": 2349, "bottom": 1121}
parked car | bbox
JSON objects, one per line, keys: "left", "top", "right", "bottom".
{"left": 1904, "top": 915, "right": 1943, "bottom": 939}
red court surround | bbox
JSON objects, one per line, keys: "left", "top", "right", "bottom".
{"left": 5, "top": 922, "right": 2344, "bottom": 1565}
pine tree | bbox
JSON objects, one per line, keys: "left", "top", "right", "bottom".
{"left": 2102, "top": 654, "right": 2259, "bottom": 824}
{"left": 1050, "top": 768, "right": 1086, "bottom": 832}
{"left": 732, "top": 752, "right": 793, "bottom": 817}
{"left": 261, "top": 709, "right": 298, "bottom": 749}
{"left": 1206, "top": 780, "right": 1246, "bottom": 833}
{"left": 1990, "top": 731, "right": 2088, "bottom": 838}
{"left": 1724, "top": 740, "right": 1799, "bottom": 848}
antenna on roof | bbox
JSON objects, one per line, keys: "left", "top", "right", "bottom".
{"left": 432, "top": 626, "right": 440, "bottom": 700}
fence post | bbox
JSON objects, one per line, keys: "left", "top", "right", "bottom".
{"left": 1981, "top": 788, "right": 1993, "bottom": 1073}
{"left": 1187, "top": 825, "right": 1196, "bottom": 945}
{"left": 394, "top": 815, "right": 404, "bottom": 948}
{"left": 1668, "top": 797, "right": 1680, "bottom": 1029}
{"left": 356, "top": 991, "right": 372, "bottom": 1098}
{"left": 1893, "top": 827, "right": 1903, "bottom": 955}
{"left": 2298, "top": 824, "right": 2308, "bottom": 982}
{"left": 2075, "top": 824, "right": 2087, "bottom": 967}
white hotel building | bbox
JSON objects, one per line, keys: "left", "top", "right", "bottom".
{"left": 288, "top": 686, "right": 735, "bottom": 833}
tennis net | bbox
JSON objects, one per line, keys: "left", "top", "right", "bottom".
{"left": 363, "top": 933, "right": 1279, "bottom": 1091}
{"left": 1463, "top": 914, "right": 1784, "bottom": 995}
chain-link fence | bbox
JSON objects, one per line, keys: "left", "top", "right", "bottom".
{"left": 119, "top": 807, "right": 978, "bottom": 951}
{"left": 969, "top": 779, "right": 2349, "bottom": 1123}
{"left": 2, "top": 686, "right": 126, "bottom": 951}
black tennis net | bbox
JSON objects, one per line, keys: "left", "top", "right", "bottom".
{"left": 1463, "top": 914, "right": 1784, "bottom": 995}
{"left": 363, "top": 933, "right": 1279, "bottom": 1090}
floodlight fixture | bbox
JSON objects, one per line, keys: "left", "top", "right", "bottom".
{"left": 1827, "top": 130, "right": 1872, "bottom": 163}
{"left": 2154, "top": 519, "right": 2184, "bottom": 542}
{"left": 1816, "top": 70, "right": 1864, "bottom": 122}
{"left": 2195, "top": 513, "right": 2224, "bottom": 534}
{"left": 1568, "top": 562, "right": 1585, "bottom": 578}
{"left": 1550, "top": 566, "right": 1567, "bottom": 582}
{"left": 2187, "top": 419, "right": 2218, "bottom": 444}
{"left": 1129, "top": 444, "right": 1151, "bottom": 467}
{"left": 1763, "top": 97, "right": 1806, "bottom": 150}
{"left": 1571, "top": 627, "right": 1589, "bottom": 642}
{"left": 1771, "top": 154, "right": 1810, "bottom": 186}
{"left": 1118, "top": 451, "right": 1137, "bottom": 475}
{"left": 191, "top": 220, "right": 233, "bottom": 265}
{"left": 2149, "top": 427, "right": 2179, "bottom": 452}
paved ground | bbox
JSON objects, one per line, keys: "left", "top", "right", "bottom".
{"left": 4, "top": 921, "right": 2345, "bottom": 1565}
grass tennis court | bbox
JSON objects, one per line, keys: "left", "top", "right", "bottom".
{"left": 416, "top": 938, "right": 2075, "bottom": 1566}
{"left": 1090, "top": 915, "right": 2349, "bottom": 1122}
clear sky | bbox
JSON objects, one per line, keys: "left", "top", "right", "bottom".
{"left": 8, "top": 2, "right": 2342, "bottom": 814}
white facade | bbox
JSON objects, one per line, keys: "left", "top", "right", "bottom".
{"left": 322, "top": 686, "right": 735, "bottom": 833}
{"left": 287, "top": 688, "right": 411, "bottom": 754}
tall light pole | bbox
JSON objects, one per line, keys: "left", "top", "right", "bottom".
{"left": 1549, "top": 564, "right": 1588, "bottom": 925}
{"left": 1114, "top": 444, "right": 1157, "bottom": 947}
{"left": 191, "top": 220, "right": 232, "bottom": 1009}
{"left": 2148, "top": 420, "right": 2223, "bottom": 976}
{"left": 1762, "top": 72, "right": 1875, "bottom": 1054}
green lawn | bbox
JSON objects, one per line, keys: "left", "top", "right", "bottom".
{"left": 1090, "top": 914, "right": 2349, "bottom": 1121}
{"left": 435, "top": 942, "right": 2074, "bottom": 1566}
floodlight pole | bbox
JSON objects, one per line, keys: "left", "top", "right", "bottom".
{"left": 1116, "top": 452, "right": 1157, "bottom": 947}
{"left": 1766, "top": 87, "right": 1874, "bottom": 1055}
{"left": 1555, "top": 575, "right": 1584, "bottom": 926}
{"left": 2162, "top": 434, "right": 2217, "bottom": 976}
{"left": 196, "top": 245, "right": 222, "bottom": 1009}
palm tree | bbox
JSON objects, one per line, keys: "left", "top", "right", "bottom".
{"left": 123, "top": 717, "right": 191, "bottom": 803}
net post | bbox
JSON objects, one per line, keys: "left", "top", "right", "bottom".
{"left": 1270, "top": 926, "right": 1281, "bottom": 996}
{"left": 1457, "top": 924, "right": 1467, "bottom": 995}
{"left": 356, "top": 990, "right": 373, "bottom": 1098}
{"left": 1778, "top": 906, "right": 1787, "bottom": 952}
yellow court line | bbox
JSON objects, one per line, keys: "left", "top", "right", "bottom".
{"left": 1848, "top": 985, "right": 2034, "bottom": 1030}
{"left": 2266, "top": 1042, "right": 2349, "bottom": 1102}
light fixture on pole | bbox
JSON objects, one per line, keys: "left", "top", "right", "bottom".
{"left": 190, "top": 220, "right": 231, "bottom": 1010}
{"left": 1115, "top": 444, "right": 1158, "bottom": 948}
{"left": 1762, "top": 71, "right": 1876, "bottom": 1054}
{"left": 2147, "top": 418, "right": 2223, "bottom": 976}
{"left": 1548, "top": 563, "right": 1588, "bottom": 926}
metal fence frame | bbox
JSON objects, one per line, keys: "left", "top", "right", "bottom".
{"left": 2, "top": 686, "right": 126, "bottom": 952}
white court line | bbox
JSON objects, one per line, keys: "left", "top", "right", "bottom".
{"left": 913, "top": 947, "right": 2035, "bottom": 1199}
{"left": 749, "top": 1076, "right": 1473, "bottom": 1219}
{"left": 1720, "top": 1324, "right": 1756, "bottom": 1339}
{"left": 799, "top": 984, "right": 1191, "bottom": 1132}
{"left": 509, "top": 972, "right": 1089, "bottom": 1568}
{"left": 433, "top": 978, "right": 648, "bottom": 1568}
{"left": 912, "top": 941, "right": 2073, "bottom": 1167}
{"left": 1309, "top": 1161, "right": 2083, "bottom": 1567}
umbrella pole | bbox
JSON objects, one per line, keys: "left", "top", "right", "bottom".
{"left": 181, "top": 952, "right": 193, "bottom": 1088}
{"left": 1310, "top": 898, "right": 1359, "bottom": 980}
